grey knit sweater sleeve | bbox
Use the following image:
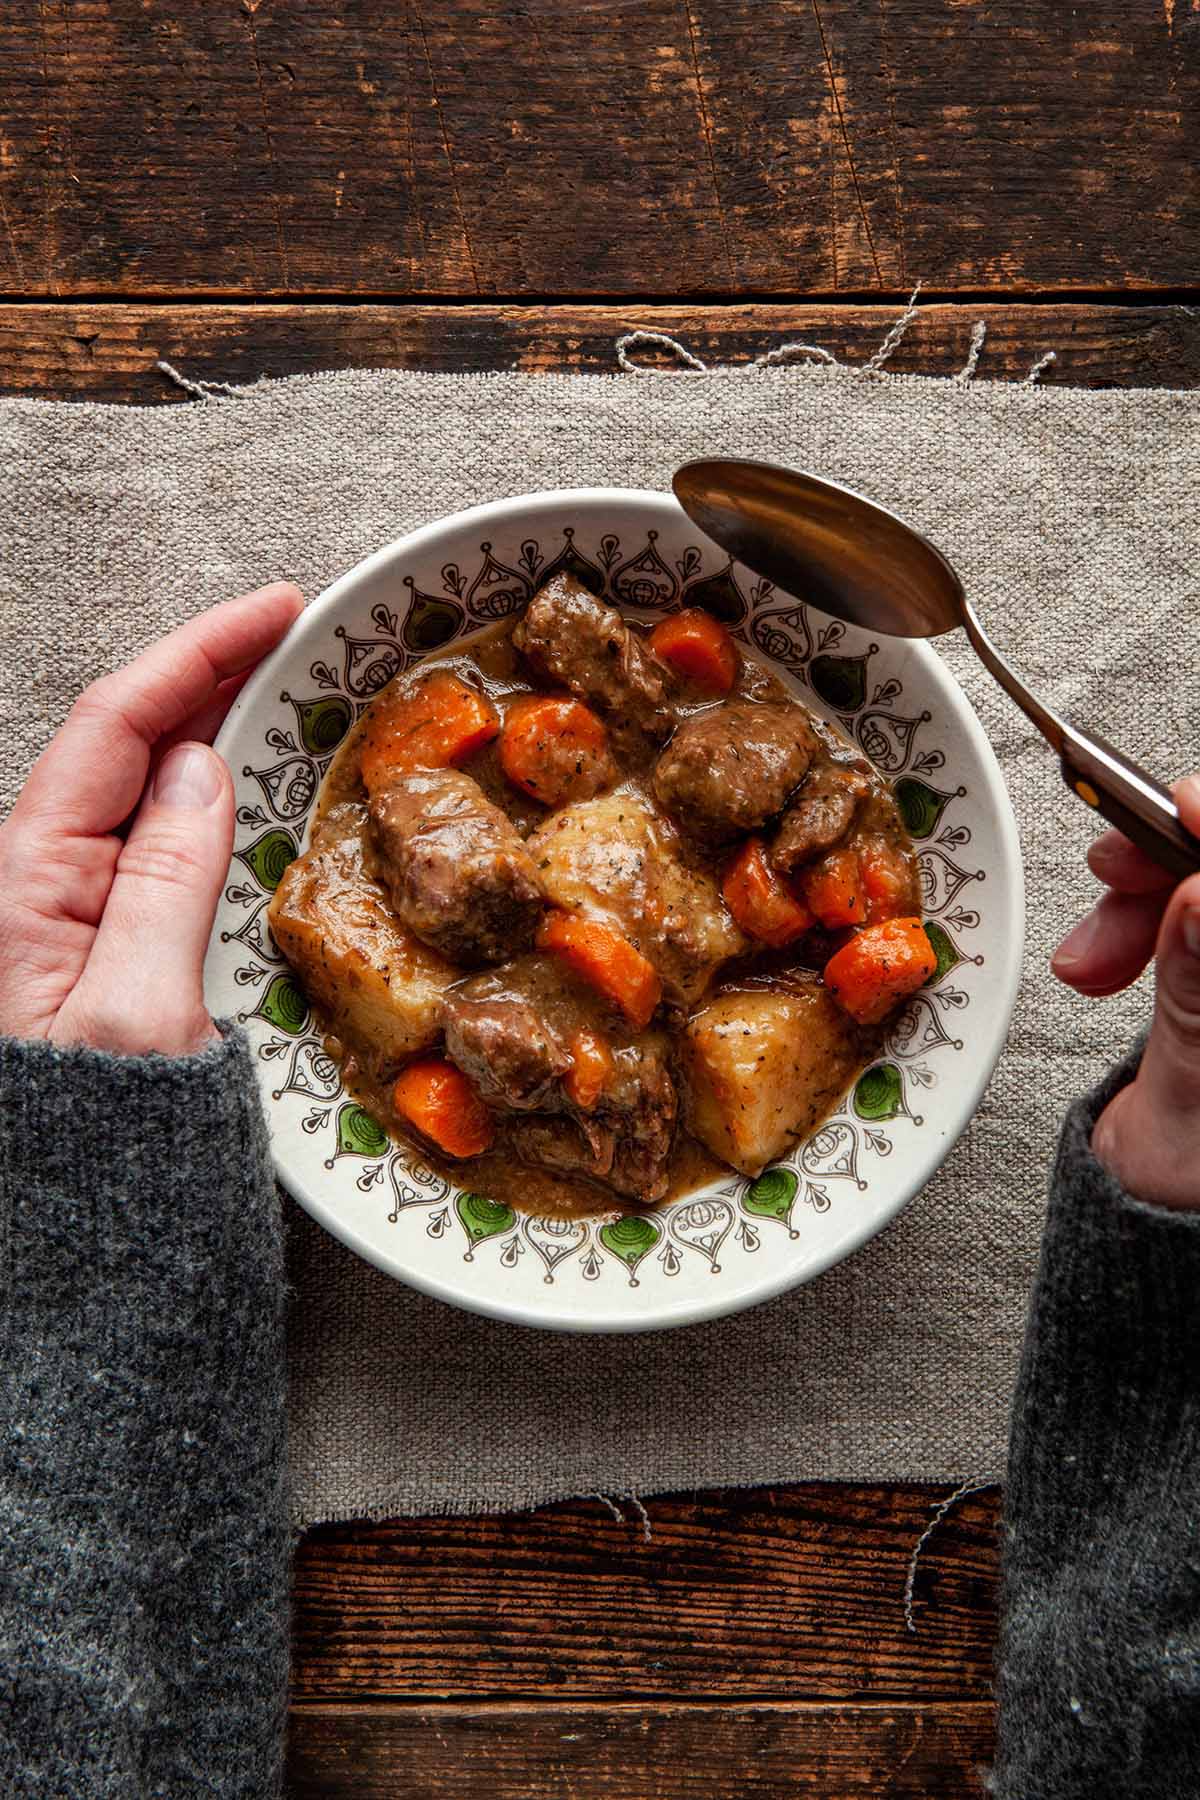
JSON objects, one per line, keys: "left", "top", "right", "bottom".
{"left": 0, "top": 1028, "right": 289, "bottom": 1800}
{"left": 995, "top": 1046, "right": 1200, "bottom": 1798}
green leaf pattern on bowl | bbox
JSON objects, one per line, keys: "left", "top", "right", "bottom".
{"left": 236, "top": 827, "right": 298, "bottom": 892}
{"left": 457, "top": 1192, "right": 517, "bottom": 1247}
{"left": 854, "top": 1063, "right": 905, "bottom": 1123}
{"left": 336, "top": 1104, "right": 390, "bottom": 1159}
{"left": 255, "top": 973, "right": 309, "bottom": 1036}
{"left": 292, "top": 693, "right": 354, "bottom": 757}
{"left": 742, "top": 1167, "right": 799, "bottom": 1223}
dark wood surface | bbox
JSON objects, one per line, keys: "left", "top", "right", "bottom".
{"left": 2, "top": 4, "right": 1194, "bottom": 1794}
{"left": 0, "top": 1, "right": 1197, "bottom": 297}
{"left": 2, "top": 300, "right": 1199, "bottom": 399}
{"left": 289, "top": 1486, "right": 1000, "bottom": 1796}
{"left": 286, "top": 1701, "right": 996, "bottom": 1799}
{"left": 291, "top": 1486, "right": 1000, "bottom": 1702}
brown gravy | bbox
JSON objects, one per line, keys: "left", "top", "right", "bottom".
{"left": 299, "top": 612, "right": 917, "bottom": 1220}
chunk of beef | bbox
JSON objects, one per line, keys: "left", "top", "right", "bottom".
{"left": 527, "top": 791, "right": 746, "bottom": 1010}
{"left": 771, "top": 760, "right": 872, "bottom": 874}
{"left": 441, "top": 955, "right": 583, "bottom": 1112}
{"left": 604, "top": 1038, "right": 678, "bottom": 1202}
{"left": 368, "top": 768, "right": 544, "bottom": 965}
{"left": 506, "top": 1073, "right": 676, "bottom": 1203}
{"left": 652, "top": 699, "right": 817, "bottom": 842}
{"left": 506, "top": 1050, "right": 677, "bottom": 1202}
{"left": 444, "top": 953, "right": 678, "bottom": 1202}
{"left": 513, "top": 574, "right": 674, "bottom": 747}
{"left": 267, "top": 802, "right": 456, "bottom": 1075}
{"left": 504, "top": 1116, "right": 616, "bottom": 1186}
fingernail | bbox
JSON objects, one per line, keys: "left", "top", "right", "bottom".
{"left": 1178, "top": 774, "right": 1200, "bottom": 814}
{"left": 1182, "top": 905, "right": 1200, "bottom": 959}
{"left": 1051, "top": 907, "right": 1102, "bottom": 971}
{"left": 154, "top": 744, "right": 224, "bottom": 809}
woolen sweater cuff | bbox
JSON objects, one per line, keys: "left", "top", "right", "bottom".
{"left": 0, "top": 1025, "right": 290, "bottom": 1800}
{"left": 0, "top": 1025, "right": 278, "bottom": 1309}
{"left": 995, "top": 1042, "right": 1200, "bottom": 1800}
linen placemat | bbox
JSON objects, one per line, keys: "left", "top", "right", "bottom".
{"left": 2, "top": 351, "right": 1195, "bottom": 1525}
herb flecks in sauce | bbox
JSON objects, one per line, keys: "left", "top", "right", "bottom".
{"left": 268, "top": 575, "right": 926, "bottom": 1220}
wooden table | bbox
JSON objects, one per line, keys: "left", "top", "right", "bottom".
{"left": 2, "top": 6, "right": 1196, "bottom": 1793}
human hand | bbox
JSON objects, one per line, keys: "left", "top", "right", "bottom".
{"left": 1051, "top": 775, "right": 1200, "bottom": 1209}
{"left": 0, "top": 584, "right": 304, "bottom": 1056}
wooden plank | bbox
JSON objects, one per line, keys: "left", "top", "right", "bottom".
{"left": 0, "top": 301, "right": 1196, "bottom": 404}
{"left": 291, "top": 1485, "right": 999, "bottom": 1701}
{"left": 0, "top": 2, "right": 1195, "bottom": 299}
{"left": 284, "top": 1699, "right": 995, "bottom": 1798}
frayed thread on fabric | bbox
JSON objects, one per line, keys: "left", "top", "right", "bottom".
{"left": 956, "top": 319, "right": 988, "bottom": 383}
{"left": 616, "top": 285, "right": 1057, "bottom": 389}
{"left": 156, "top": 360, "right": 244, "bottom": 401}
{"left": 159, "top": 290, "right": 1056, "bottom": 398}
{"left": 588, "top": 1492, "right": 652, "bottom": 1542}
{"left": 903, "top": 1477, "right": 997, "bottom": 1634}
{"left": 860, "top": 281, "right": 924, "bottom": 374}
{"left": 620, "top": 285, "right": 931, "bottom": 380}
{"left": 753, "top": 342, "right": 840, "bottom": 370}
{"left": 615, "top": 331, "right": 710, "bottom": 374}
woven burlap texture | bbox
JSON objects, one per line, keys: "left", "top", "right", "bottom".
{"left": 2, "top": 358, "right": 1195, "bottom": 1525}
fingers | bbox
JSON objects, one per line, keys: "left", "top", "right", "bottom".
{"left": 1177, "top": 774, "right": 1200, "bottom": 832}
{"left": 1055, "top": 774, "right": 1200, "bottom": 990}
{"left": 1085, "top": 774, "right": 1200, "bottom": 895}
{"left": 1138, "top": 874, "right": 1200, "bottom": 1112}
{"left": 1091, "top": 872, "right": 1200, "bottom": 1209}
{"left": 1087, "top": 831, "right": 1178, "bottom": 895}
{"left": 154, "top": 668, "right": 256, "bottom": 758}
{"left": 1051, "top": 889, "right": 1168, "bottom": 996}
{"left": 11, "top": 582, "right": 303, "bottom": 844}
{"left": 1057, "top": 775, "right": 1200, "bottom": 1207}
{"left": 50, "top": 742, "right": 234, "bottom": 1056}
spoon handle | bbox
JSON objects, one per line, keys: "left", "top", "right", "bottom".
{"left": 961, "top": 601, "right": 1200, "bottom": 880}
{"left": 1059, "top": 723, "right": 1200, "bottom": 880}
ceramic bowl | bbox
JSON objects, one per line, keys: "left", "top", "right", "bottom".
{"left": 205, "top": 488, "right": 1023, "bottom": 1332}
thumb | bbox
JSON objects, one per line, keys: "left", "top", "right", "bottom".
{"left": 1093, "top": 871, "right": 1200, "bottom": 1209}
{"left": 55, "top": 743, "right": 234, "bottom": 1056}
{"left": 1140, "top": 873, "right": 1200, "bottom": 1117}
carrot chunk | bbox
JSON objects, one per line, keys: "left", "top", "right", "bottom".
{"left": 360, "top": 671, "right": 499, "bottom": 794}
{"left": 722, "top": 836, "right": 815, "bottom": 948}
{"left": 537, "top": 910, "right": 662, "bottom": 1030}
{"left": 800, "top": 845, "right": 866, "bottom": 930}
{"left": 392, "top": 1057, "right": 496, "bottom": 1159}
{"left": 859, "top": 833, "right": 915, "bottom": 924}
{"left": 499, "top": 695, "right": 612, "bottom": 806}
{"left": 563, "top": 1027, "right": 615, "bottom": 1111}
{"left": 649, "top": 609, "right": 739, "bottom": 695}
{"left": 823, "top": 917, "right": 938, "bottom": 1026}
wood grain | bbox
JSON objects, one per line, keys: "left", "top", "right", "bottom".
{"left": 284, "top": 1700, "right": 995, "bottom": 1798}
{"left": 1, "top": 300, "right": 1197, "bottom": 404}
{"left": 291, "top": 1486, "right": 1000, "bottom": 1702}
{"left": 0, "top": 2, "right": 1195, "bottom": 299}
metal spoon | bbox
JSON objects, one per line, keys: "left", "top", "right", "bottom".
{"left": 673, "top": 456, "right": 1200, "bottom": 880}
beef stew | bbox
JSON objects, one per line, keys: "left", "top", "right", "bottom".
{"left": 267, "top": 574, "right": 935, "bottom": 1219}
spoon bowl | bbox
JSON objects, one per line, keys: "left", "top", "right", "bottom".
{"left": 673, "top": 459, "right": 964, "bottom": 638}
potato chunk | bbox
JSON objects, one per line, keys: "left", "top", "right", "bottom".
{"left": 267, "top": 803, "right": 456, "bottom": 1073}
{"left": 527, "top": 790, "right": 745, "bottom": 1010}
{"left": 681, "top": 983, "right": 865, "bottom": 1176}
